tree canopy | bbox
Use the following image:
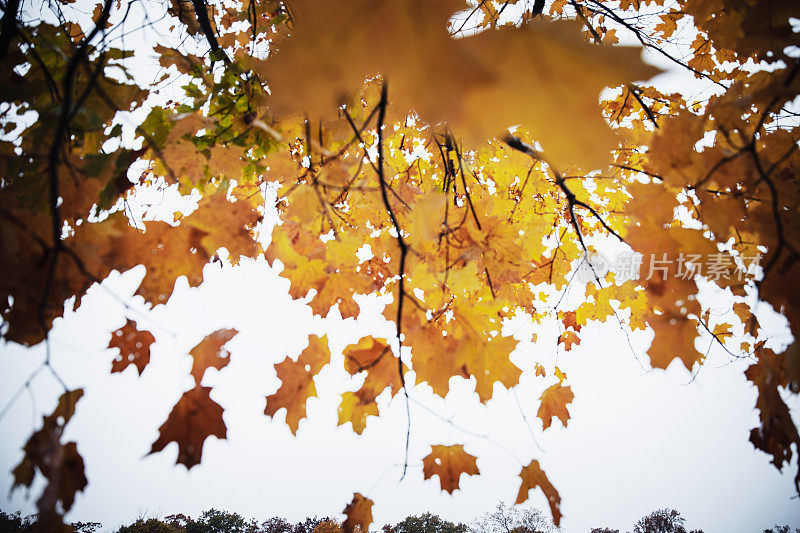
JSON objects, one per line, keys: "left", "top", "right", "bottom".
{"left": 1, "top": 0, "right": 799, "bottom": 529}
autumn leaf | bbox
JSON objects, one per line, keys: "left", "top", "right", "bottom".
{"left": 189, "top": 328, "right": 238, "bottom": 385}
{"left": 342, "top": 493, "right": 374, "bottom": 533}
{"left": 647, "top": 310, "right": 704, "bottom": 371}
{"left": 265, "top": 334, "right": 330, "bottom": 434}
{"left": 149, "top": 386, "right": 227, "bottom": 469}
{"left": 560, "top": 330, "right": 581, "bottom": 351}
{"left": 108, "top": 319, "right": 156, "bottom": 375}
{"left": 561, "top": 310, "right": 581, "bottom": 332}
{"left": 538, "top": 382, "right": 574, "bottom": 430}
{"left": 11, "top": 390, "right": 87, "bottom": 530}
{"left": 745, "top": 348, "right": 800, "bottom": 472}
{"left": 454, "top": 20, "right": 661, "bottom": 168}
{"left": 343, "top": 336, "right": 408, "bottom": 397}
{"left": 338, "top": 389, "right": 379, "bottom": 435}
{"left": 515, "top": 459, "right": 562, "bottom": 527}
{"left": 422, "top": 444, "right": 480, "bottom": 494}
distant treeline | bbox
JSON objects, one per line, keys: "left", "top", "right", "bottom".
{"left": 0, "top": 504, "right": 796, "bottom": 533}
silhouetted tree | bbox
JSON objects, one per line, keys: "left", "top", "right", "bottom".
{"left": 117, "top": 517, "right": 182, "bottom": 533}
{"left": 298, "top": 517, "right": 338, "bottom": 533}
{"left": 762, "top": 526, "right": 800, "bottom": 533}
{"left": 385, "top": 512, "right": 467, "bottom": 533}
{"left": 261, "top": 517, "right": 294, "bottom": 533}
{"left": 632, "top": 509, "right": 687, "bottom": 533}
{"left": 0, "top": 511, "right": 100, "bottom": 532}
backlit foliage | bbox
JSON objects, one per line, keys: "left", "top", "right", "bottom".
{"left": 1, "top": 0, "right": 799, "bottom": 529}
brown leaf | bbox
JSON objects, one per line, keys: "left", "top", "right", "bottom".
{"left": 342, "top": 493, "right": 374, "bottom": 533}
{"left": 149, "top": 386, "right": 227, "bottom": 469}
{"left": 646, "top": 309, "right": 704, "bottom": 371}
{"left": 745, "top": 347, "right": 800, "bottom": 477}
{"left": 109, "top": 319, "right": 156, "bottom": 375}
{"left": 189, "top": 328, "right": 238, "bottom": 385}
{"left": 422, "top": 444, "right": 480, "bottom": 494}
{"left": 515, "top": 459, "right": 562, "bottom": 527}
{"left": 11, "top": 390, "right": 87, "bottom": 530}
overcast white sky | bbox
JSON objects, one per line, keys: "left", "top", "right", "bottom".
{"left": 1, "top": 252, "right": 799, "bottom": 532}
{"left": 2, "top": 1, "right": 800, "bottom": 531}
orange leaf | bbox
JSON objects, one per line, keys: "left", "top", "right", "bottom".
{"left": 515, "top": 459, "right": 562, "bottom": 527}
{"left": 342, "top": 493, "right": 374, "bottom": 533}
{"left": 189, "top": 328, "right": 238, "bottom": 385}
{"left": 422, "top": 444, "right": 480, "bottom": 494}
{"left": 265, "top": 334, "right": 330, "bottom": 434}
{"left": 343, "top": 336, "right": 408, "bottom": 397}
{"left": 537, "top": 383, "right": 574, "bottom": 430}
{"left": 560, "top": 330, "right": 580, "bottom": 351}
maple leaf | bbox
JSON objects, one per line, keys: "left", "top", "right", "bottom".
{"left": 745, "top": 348, "right": 800, "bottom": 477}
{"left": 149, "top": 386, "right": 227, "bottom": 469}
{"left": 515, "top": 459, "right": 562, "bottom": 527}
{"left": 342, "top": 493, "right": 374, "bottom": 533}
{"left": 343, "top": 337, "right": 408, "bottom": 397}
{"left": 561, "top": 310, "right": 581, "bottom": 332}
{"left": 189, "top": 328, "right": 238, "bottom": 385}
{"left": 11, "top": 390, "right": 87, "bottom": 529}
{"left": 265, "top": 334, "right": 330, "bottom": 434}
{"left": 646, "top": 310, "right": 704, "bottom": 371}
{"left": 108, "top": 319, "right": 156, "bottom": 375}
{"left": 454, "top": 21, "right": 661, "bottom": 168}
{"left": 422, "top": 444, "right": 480, "bottom": 494}
{"left": 559, "top": 330, "right": 581, "bottom": 351}
{"left": 338, "top": 389, "right": 379, "bottom": 435}
{"left": 538, "top": 383, "right": 574, "bottom": 430}
{"left": 258, "top": 0, "right": 477, "bottom": 121}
